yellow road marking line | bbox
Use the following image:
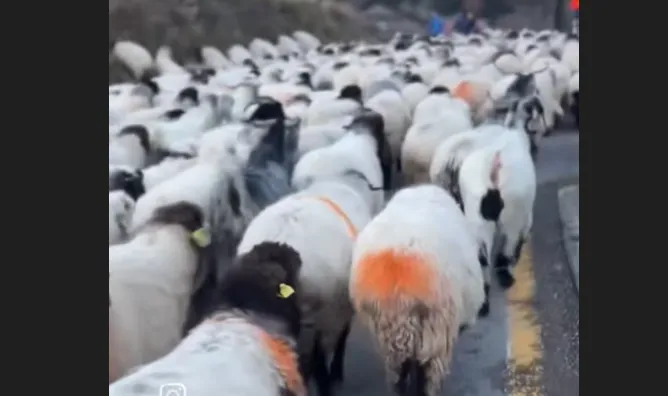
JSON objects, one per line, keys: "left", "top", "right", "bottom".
{"left": 507, "top": 243, "right": 545, "bottom": 396}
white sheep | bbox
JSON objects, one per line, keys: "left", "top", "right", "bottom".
{"left": 110, "top": 40, "right": 154, "bottom": 80}
{"left": 401, "top": 86, "right": 473, "bottom": 184}
{"left": 109, "top": 83, "right": 156, "bottom": 124}
{"left": 110, "top": 241, "right": 307, "bottom": 396}
{"left": 293, "top": 30, "right": 321, "bottom": 52}
{"left": 236, "top": 110, "right": 389, "bottom": 394}
{"left": 200, "top": 46, "right": 232, "bottom": 69}
{"left": 302, "top": 85, "right": 363, "bottom": 128}
{"left": 178, "top": 101, "right": 299, "bottom": 332}
{"left": 349, "top": 184, "right": 485, "bottom": 396}
{"left": 277, "top": 35, "right": 303, "bottom": 57}
{"left": 430, "top": 96, "right": 539, "bottom": 303}
{"left": 142, "top": 157, "right": 197, "bottom": 190}
{"left": 109, "top": 201, "right": 211, "bottom": 380}
{"left": 151, "top": 91, "right": 233, "bottom": 152}
{"left": 249, "top": 38, "right": 280, "bottom": 63}
{"left": 109, "top": 124, "right": 151, "bottom": 169}
{"left": 365, "top": 87, "right": 412, "bottom": 177}
{"left": 228, "top": 44, "right": 253, "bottom": 65}
{"left": 293, "top": 109, "right": 393, "bottom": 214}
{"left": 561, "top": 35, "right": 579, "bottom": 74}
{"left": 154, "top": 46, "right": 186, "bottom": 75}
{"left": 399, "top": 74, "right": 430, "bottom": 117}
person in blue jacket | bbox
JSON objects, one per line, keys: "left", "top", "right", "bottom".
{"left": 428, "top": 13, "right": 444, "bottom": 37}
{"left": 447, "top": 0, "right": 488, "bottom": 35}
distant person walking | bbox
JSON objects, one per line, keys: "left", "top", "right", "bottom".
{"left": 446, "top": 0, "right": 488, "bottom": 35}
{"left": 428, "top": 13, "right": 444, "bottom": 37}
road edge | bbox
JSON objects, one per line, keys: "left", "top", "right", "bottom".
{"left": 557, "top": 185, "right": 579, "bottom": 293}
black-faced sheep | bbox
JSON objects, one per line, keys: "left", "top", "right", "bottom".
{"left": 110, "top": 242, "right": 306, "bottom": 396}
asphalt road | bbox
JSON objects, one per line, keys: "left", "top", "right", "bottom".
{"left": 328, "top": 130, "right": 580, "bottom": 396}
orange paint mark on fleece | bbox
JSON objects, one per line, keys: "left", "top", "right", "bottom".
{"left": 259, "top": 331, "right": 306, "bottom": 396}
{"left": 453, "top": 81, "right": 476, "bottom": 106}
{"left": 352, "top": 249, "right": 437, "bottom": 303}
{"left": 308, "top": 196, "right": 358, "bottom": 238}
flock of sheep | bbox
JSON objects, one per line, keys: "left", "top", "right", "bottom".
{"left": 109, "top": 27, "right": 579, "bottom": 396}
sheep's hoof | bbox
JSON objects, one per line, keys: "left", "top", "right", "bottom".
{"left": 496, "top": 270, "right": 515, "bottom": 289}
{"left": 330, "top": 367, "right": 344, "bottom": 384}
{"left": 478, "top": 302, "right": 490, "bottom": 317}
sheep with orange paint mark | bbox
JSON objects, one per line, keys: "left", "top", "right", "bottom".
{"left": 430, "top": 95, "right": 539, "bottom": 305}
{"left": 400, "top": 85, "right": 473, "bottom": 185}
{"left": 350, "top": 184, "right": 486, "bottom": 396}
{"left": 109, "top": 242, "right": 307, "bottom": 396}
{"left": 235, "top": 109, "right": 393, "bottom": 396}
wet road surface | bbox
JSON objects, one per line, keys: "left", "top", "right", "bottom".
{"left": 331, "top": 130, "right": 579, "bottom": 396}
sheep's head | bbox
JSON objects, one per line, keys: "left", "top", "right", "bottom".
{"left": 148, "top": 201, "right": 206, "bottom": 240}
{"left": 295, "top": 71, "right": 312, "bottom": 88}
{"left": 338, "top": 84, "right": 363, "bottom": 104}
{"left": 242, "top": 101, "right": 299, "bottom": 204}
{"left": 244, "top": 96, "right": 286, "bottom": 122}
{"left": 516, "top": 95, "right": 546, "bottom": 136}
{"left": 117, "top": 124, "right": 151, "bottom": 154}
{"left": 109, "top": 167, "right": 145, "bottom": 201}
{"left": 242, "top": 59, "right": 260, "bottom": 76}
{"left": 177, "top": 86, "right": 200, "bottom": 107}
{"left": 404, "top": 73, "right": 424, "bottom": 84}
{"left": 429, "top": 85, "right": 450, "bottom": 94}
{"left": 218, "top": 242, "right": 303, "bottom": 339}
{"left": 347, "top": 108, "right": 393, "bottom": 190}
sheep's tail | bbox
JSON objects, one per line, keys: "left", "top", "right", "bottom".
{"left": 351, "top": 250, "right": 459, "bottom": 390}
{"left": 480, "top": 150, "right": 504, "bottom": 222}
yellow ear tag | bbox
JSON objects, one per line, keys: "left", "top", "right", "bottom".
{"left": 277, "top": 283, "right": 295, "bottom": 299}
{"left": 191, "top": 228, "right": 211, "bottom": 247}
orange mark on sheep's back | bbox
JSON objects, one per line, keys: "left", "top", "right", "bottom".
{"left": 259, "top": 331, "right": 306, "bottom": 396}
{"left": 306, "top": 196, "right": 358, "bottom": 238}
{"left": 453, "top": 81, "right": 475, "bottom": 106}
{"left": 352, "top": 249, "right": 437, "bottom": 303}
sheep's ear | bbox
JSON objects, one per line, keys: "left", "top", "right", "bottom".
{"left": 177, "top": 87, "right": 199, "bottom": 106}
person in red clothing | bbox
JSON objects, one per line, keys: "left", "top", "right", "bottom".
{"left": 570, "top": 0, "right": 579, "bottom": 34}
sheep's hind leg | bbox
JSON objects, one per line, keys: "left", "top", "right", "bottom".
{"left": 494, "top": 234, "right": 515, "bottom": 289}
{"left": 392, "top": 358, "right": 427, "bottom": 396}
{"left": 329, "top": 321, "right": 351, "bottom": 384}
{"left": 477, "top": 250, "right": 491, "bottom": 317}
{"left": 311, "top": 332, "right": 332, "bottom": 396}
{"left": 495, "top": 232, "right": 526, "bottom": 289}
